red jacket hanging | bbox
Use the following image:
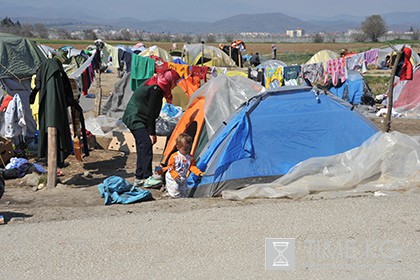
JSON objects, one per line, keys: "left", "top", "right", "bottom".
{"left": 400, "top": 47, "right": 413, "bottom": 81}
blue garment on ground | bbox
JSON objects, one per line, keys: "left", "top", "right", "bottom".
{"left": 97, "top": 176, "right": 152, "bottom": 205}
{"left": 5, "top": 157, "right": 47, "bottom": 178}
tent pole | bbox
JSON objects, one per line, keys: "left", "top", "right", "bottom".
{"left": 201, "top": 42, "right": 204, "bottom": 66}
{"left": 384, "top": 45, "right": 404, "bottom": 132}
{"left": 47, "top": 127, "right": 57, "bottom": 189}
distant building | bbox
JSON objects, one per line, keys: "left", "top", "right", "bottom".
{"left": 286, "top": 29, "right": 305, "bottom": 37}
{"left": 286, "top": 30, "right": 295, "bottom": 37}
{"left": 296, "top": 29, "right": 304, "bottom": 37}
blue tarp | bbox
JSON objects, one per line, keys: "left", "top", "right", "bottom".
{"left": 188, "top": 86, "right": 379, "bottom": 197}
{"left": 98, "top": 176, "right": 152, "bottom": 205}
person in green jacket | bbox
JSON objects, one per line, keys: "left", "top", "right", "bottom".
{"left": 122, "top": 69, "right": 180, "bottom": 187}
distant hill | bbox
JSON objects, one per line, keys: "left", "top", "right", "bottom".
{"left": 1, "top": 3, "right": 419, "bottom": 34}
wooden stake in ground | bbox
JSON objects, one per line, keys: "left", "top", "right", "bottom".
{"left": 47, "top": 127, "right": 57, "bottom": 189}
{"left": 384, "top": 45, "right": 404, "bottom": 132}
{"left": 95, "top": 70, "right": 102, "bottom": 117}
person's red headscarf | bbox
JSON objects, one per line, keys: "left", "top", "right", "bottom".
{"left": 144, "top": 69, "right": 180, "bottom": 103}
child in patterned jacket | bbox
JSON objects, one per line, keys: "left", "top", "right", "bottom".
{"left": 165, "top": 133, "right": 204, "bottom": 198}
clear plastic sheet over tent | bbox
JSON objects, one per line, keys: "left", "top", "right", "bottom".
{"left": 187, "top": 75, "right": 265, "bottom": 139}
{"left": 222, "top": 131, "right": 420, "bottom": 200}
{"left": 256, "top": 59, "right": 287, "bottom": 69}
{"left": 182, "top": 44, "right": 238, "bottom": 67}
{"left": 139, "top": 46, "right": 173, "bottom": 62}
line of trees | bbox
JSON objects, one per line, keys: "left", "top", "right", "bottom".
{"left": 2, "top": 16, "right": 419, "bottom": 43}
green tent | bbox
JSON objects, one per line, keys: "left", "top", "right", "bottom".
{"left": 0, "top": 33, "right": 46, "bottom": 79}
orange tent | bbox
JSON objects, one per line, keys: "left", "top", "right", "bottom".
{"left": 161, "top": 97, "right": 205, "bottom": 165}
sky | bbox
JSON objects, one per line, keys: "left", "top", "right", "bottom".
{"left": 7, "top": 0, "right": 420, "bottom": 22}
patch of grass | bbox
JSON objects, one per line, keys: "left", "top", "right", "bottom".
{"left": 364, "top": 75, "right": 390, "bottom": 96}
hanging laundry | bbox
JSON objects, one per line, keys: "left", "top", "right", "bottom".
{"left": 149, "top": 55, "right": 168, "bottom": 73}
{"left": 265, "top": 67, "right": 283, "bottom": 89}
{"left": 30, "top": 58, "right": 75, "bottom": 166}
{"left": 178, "top": 76, "right": 201, "bottom": 97}
{"left": 283, "top": 65, "right": 301, "bottom": 86}
{"left": 130, "top": 54, "right": 155, "bottom": 91}
{"left": 346, "top": 53, "right": 367, "bottom": 73}
{"left": 191, "top": 65, "right": 208, "bottom": 82}
{"left": 324, "top": 57, "right": 347, "bottom": 86}
{"left": 4, "top": 94, "right": 27, "bottom": 140}
{"left": 399, "top": 47, "right": 413, "bottom": 81}
{"left": 301, "top": 63, "right": 324, "bottom": 84}
{"left": 364, "top": 49, "right": 379, "bottom": 65}
{"left": 168, "top": 62, "right": 190, "bottom": 79}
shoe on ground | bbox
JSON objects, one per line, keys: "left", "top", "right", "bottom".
{"left": 133, "top": 178, "right": 144, "bottom": 187}
{"left": 143, "top": 176, "right": 162, "bottom": 188}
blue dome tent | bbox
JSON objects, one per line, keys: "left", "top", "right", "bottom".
{"left": 188, "top": 86, "right": 379, "bottom": 197}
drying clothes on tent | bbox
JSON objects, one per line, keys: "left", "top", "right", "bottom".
{"left": 191, "top": 66, "right": 208, "bottom": 82}
{"left": 81, "top": 68, "right": 92, "bottom": 95}
{"left": 210, "top": 67, "right": 227, "bottom": 78}
{"left": 97, "top": 176, "right": 152, "bottom": 205}
{"left": 4, "top": 94, "right": 27, "bottom": 141}
{"left": 168, "top": 62, "right": 190, "bottom": 79}
{"left": 130, "top": 54, "right": 155, "bottom": 91}
{"left": 177, "top": 76, "right": 201, "bottom": 97}
{"left": 30, "top": 58, "right": 75, "bottom": 166}
{"left": 283, "top": 65, "right": 301, "bottom": 86}
{"left": 121, "top": 49, "right": 133, "bottom": 74}
{"left": 399, "top": 47, "right": 413, "bottom": 81}
{"left": 101, "top": 72, "right": 133, "bottom": 119}
{"left": 29, "top": 75, "right": 40, "bottom": 128}
{"left": 248, "top": 68, "right": 265, "bottom": 86}
{"left": 265, "top": 67, "right": 283, "bottom": 89}
{"left": 346, "top": 53, "right": 367, "bottom": 73}
{"left": 172, "top": 58, "right": 187, "bottom": 65}
{"left": 90, "top": 46, "right": 102, "bottom": 71}
{"left": 0, "top": 94, "right": 13, "bottom": 112}
{"left": 149, "top": 55, "right": 168, "bottom": 73}
{"left": 324, "top": 57, "right": 347, "bottom": 86}
{"left": 364, "top": 49, "right": 379, "bottom": 65}
{"left": 301, "top": 63, "right": 323, "bottom": 84}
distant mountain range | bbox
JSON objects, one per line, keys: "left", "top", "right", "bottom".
{"left": 1, "top": 2, "right": 419, "bottom": 34}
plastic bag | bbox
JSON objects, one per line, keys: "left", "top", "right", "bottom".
{"left": 156, "top": 103, "right": 183, "bottom": 136}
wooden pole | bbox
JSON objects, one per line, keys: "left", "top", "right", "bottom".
{"left": 47, "top": 127, "right": 57, "bottom": 189}
{"left": 201, "top": 43, "right": 204, "bottom": 67}
{"left": 384, "top": 46, "right": 404, "bottom": 132}
{"left": 95, "top": 70, "right": 102, "bottom": 117}
{"left": 181, "top": 44, "right": 185, "bottom": 61}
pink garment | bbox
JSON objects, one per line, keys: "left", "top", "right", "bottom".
{"left": 364, "top": 49, "right": 379, "bottom": 65}
{"left": 144, "top": 69, "right": 180, "bottom": 104}
{"left": 324, "top": 57, "right": 347, "bottom": 86}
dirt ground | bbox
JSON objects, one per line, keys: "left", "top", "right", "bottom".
{"left": 1, "top": 65, "right": 419, "bottom": 225}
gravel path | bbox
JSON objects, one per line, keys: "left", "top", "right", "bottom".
{"left": 1, "top": 194, "right": 419, "bottom": 279}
